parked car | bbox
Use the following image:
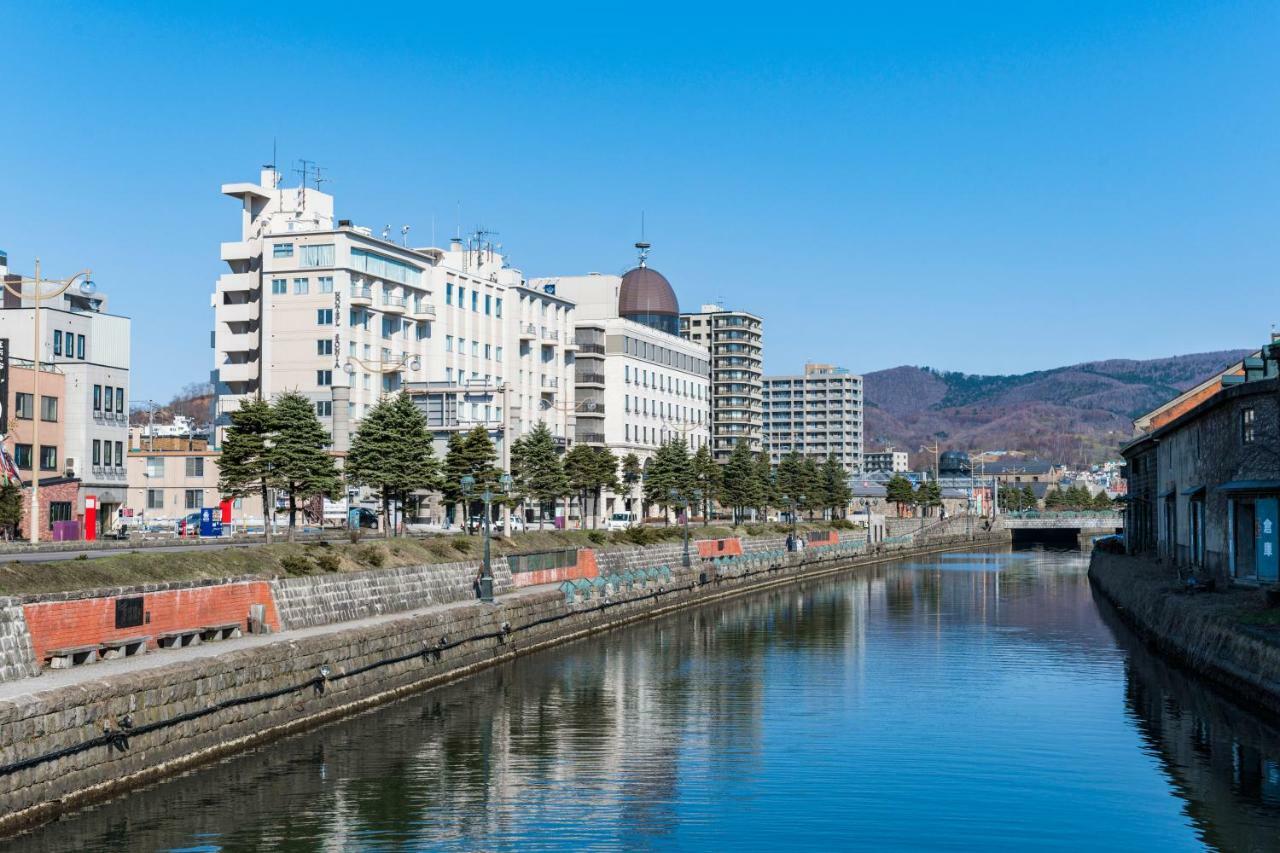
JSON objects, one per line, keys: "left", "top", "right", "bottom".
{"left": 177, "top": 512, "right": 202, "bottom": 536}
{"left": 605, "top": 511, "right": 637, "bottom": 531}
{"left": 495, "top": 514, "right": 525, "bottom": 534}
{"left": 350, "top": 508, "right": 379, "bottom": 530}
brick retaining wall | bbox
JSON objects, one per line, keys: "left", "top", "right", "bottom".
{"left": 0, "top": 600, "right": 37, "bottom": 683}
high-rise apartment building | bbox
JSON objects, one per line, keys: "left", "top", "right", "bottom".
{"left": 864, "top": 450, "right": 909, "bottom": 473}
{"left": 762, "top": 362, "right": 863, "bottom": 475}
{"left": 540, "top": 248, "right": 711, "bottom": 514}
{"left": 213, "top": 168, "right": 574, "bottom": 469}
{"left": 680, "top": 304, "right": 763, "bottom": 463}
{"left": 0, "top": 252, "right": 131, "bottom": 535}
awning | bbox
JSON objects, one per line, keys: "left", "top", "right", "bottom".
{"left": 1181, "top": 485, "right": 1206, "bottom": 498}
{"left": 1160, "top": 488, "right": 1176, "bottom": 499}
{"left": 1217, "top": 480, "right": 1280, "bottom": 494}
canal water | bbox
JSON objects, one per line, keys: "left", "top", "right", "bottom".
{"left": 12, "top": 548, "right": 1280, "bottom": 851}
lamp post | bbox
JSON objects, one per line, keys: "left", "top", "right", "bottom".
{"left": 670, "top": 487, "right": 697, "bottom": 568}
{"left": 782, "top": 493, "right": 803, "bottom": 550}
{"left": 859, "top": 497, "right": 873, "bottom": 544}
{"left": 1, "top": 260, "right": 95, "bottom": 544}
{"left": 462, "top": 472, "right": 512, "bottom": 603}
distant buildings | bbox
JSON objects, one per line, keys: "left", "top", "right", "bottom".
{"left": 762, "top": 363, "right": 863, "bottom": 474}
{"left": 680, "top": 305, "right": 763, "bottom": 464}
{"left": 864, "top": 450, "right": 909, "bottom": 473}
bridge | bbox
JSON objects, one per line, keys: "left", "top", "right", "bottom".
{"left": 999, "top": 512, "right": 1123, "bottom": 550}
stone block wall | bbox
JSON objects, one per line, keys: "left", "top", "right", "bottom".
{"left": 594, "top": 543, "right": 686, "bottom": 576}
{"left": 0, "top": 600, "right": 37, "bottom": 683}
{"left": 271, "top": 560, "right": 511, "bottom": 631}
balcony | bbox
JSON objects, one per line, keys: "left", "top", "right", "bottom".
{"left": 219, "top": 300, "right": 259, "bottom": 324}
{"left": 219, "top": 361, "right": 258, "bottom": 383}
{"left": 540, "top": 327, "right": 560, "bottom": 344}
{"left": 575, "top": 431, "right": 606, "bottom": 445}
{"left": 520, "top": 323, "right": 537, "bottom": 340}
{"left": 577, "top": 402, "right": 605, "bottom": 416}
{"left": 410, "top": 301, "right": 436, "bottom": 320}
{"left": 382, "top": 295, "right": 406, "bottom": 315}
{"left": 350, "top": 284, "right": 373, "bottom": 306}
{"left": 577, "top": 342, "right": 605, "bottom": 355}
{"left": 220, "top": 240, "right": 255, "bottom": 262}
{"left": 541, "top": 376, "right": 559, "bottom": 389}
{"left": 215, "top": 324, "right": 257, "bottom": 355}
{"left": 576, "top": 371, "right": 606, "bottom": 386}
{"left": 217, "top": 271, "right": 257, "bottom": 295}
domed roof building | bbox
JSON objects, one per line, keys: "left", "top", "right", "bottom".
{"left": 617, "top": 245, "right": 679, "bottom": 336}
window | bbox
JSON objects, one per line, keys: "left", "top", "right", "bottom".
{"left": 53, "top": 330, "right": 62, "bottom": 356}
{"left": 14, "top": 393, "right": 32, "bottom": 420}
{"left": 472, "top": 341, "right": 479, "bottom": 357}
{"left": 103, "top": 386, "right": 113, "bottom": 413}
{"left": 1242, "top": 407, "right": 1256, "bottom": 444}
{"left": 299, "top": 244, "right": 335, "bottom": 268}
{"left": 39, "top": 445, "right": 56, "bottom": 471}
{"left": 495, "top": 346, "right": 503, "bottom": 361}
{"left": 114, "top": 441, "right": 123, "bottom": 466}
{"left": 185, "top": 489, "right": 203, "bottom": 510}
{"left": 92, "top": 439, "right": 101, "bottom": 466}
{"left": 185, "top": 457, "right": 205, "bottom": 477}
{"left": 315, "top": 400, "right": 332, "bottom": 417}
{"left": 485, "top": 294, "right": 492, "bottom": 315}
{"left": 293, "top": 277, "right": 309, "bottom": 295}
{"left": 40, "top": 396, "right": 57, "bottom": 422}
{"left": 318, "top": 276, "right": 334, "bottom": 294}
{"left": 316, "top": 309, "right": 334, "bottom": 325}
{"left": 471, "top": 291, "right": 478, "bottom": 312}
{"left": 116, "top": 388, "right": 124, "bottom": 414}
{"left": 13, "top": 444, "right": 31, "bottom": 470}
{"left": 271, "top": 278, "right": 287, "bottom": 295}
{"left": 146, "top": 489, "right": 163, "bottom": 510}
{"left": 102, "top": 441, "right": 113, "bottom": 466}
{"left": 317, "top": 370, "right": 333, "bottom": 386}
{"left": 48, "top": 502, "right": 71, "bottom": 528}
{"left": 77, "top": 335, "right": 85, "bottom": 359}
{"left": 446, "top": 282, "right": 453, "bottom": 305}
{"left": 484, "top": 344, "right": 492, "bottom": 360}
{"left": 272, "top": 243, "right": 294, "bottom": 258}
{"left": 317, "top": 339, "right": 334, "bottom": 356}
{"left": 458, "top": 287, "right": 465, "bottom": 308}
{"left": 495, "top": 297, "right": 503, "bottom": 318}
{"left": 349, "top": 249, "right": 421, "bottom": 285}
{"left": 445, "top": 335, "right": 453, "bottom": 353}
{"left": 145, "top": 456, "right": 165, "bottom": 477}
{"left": 92, "top": 385, "right": 102, "bottom": 412}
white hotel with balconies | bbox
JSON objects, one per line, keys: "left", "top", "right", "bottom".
{"left": 212, "top": 168, "right": 574, "bottom": 464}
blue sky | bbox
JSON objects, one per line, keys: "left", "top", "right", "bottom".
{"left": 1, "top": 1, "right": 1276, "bottom": 401}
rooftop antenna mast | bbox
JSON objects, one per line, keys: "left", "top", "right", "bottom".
{"left": 635, "top": 210, "right": 651, "bottom": 267}
{"left": 294, "top": 158, "right": 320, "bottom": 211}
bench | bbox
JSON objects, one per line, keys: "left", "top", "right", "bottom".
{"left": 99, "top": 635, "right": 150, "bottom": 660}
{"left": 200, "top": 623, "right": 243, "bottom": 643}
{"left": 156, "top": 629, "right": 202, "bottom": 649}
{"left": 45, "top": 644, "right": 101, "bottom": 669}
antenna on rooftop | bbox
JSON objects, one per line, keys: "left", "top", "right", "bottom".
{"left": 382, "top": 225, "right": 391, "bottom": 241}
{"left": 401, "top": 225, "right": 411, "bottom": 246}
{"left": 635, "top": 211, "right": 651, "bottom": 267}
{"left": 294, "top": 158, "right": 322, "bottom": 211}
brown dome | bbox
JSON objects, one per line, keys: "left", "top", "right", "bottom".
{"left": 619, "top": 266, "right": 679, "bottom": 334}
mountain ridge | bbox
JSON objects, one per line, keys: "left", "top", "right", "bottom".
{"left": 863, "top": 349, "right": 1250, "bottom": 467}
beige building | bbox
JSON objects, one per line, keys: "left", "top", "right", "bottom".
{"left": 680, "top": 304, "right": 763, "bottom": 464}
{"left": 126, "top": 428, "right": 263, "bottom": 529}
{"left": 763, "top": 362, "right": 863, "bottom": 474}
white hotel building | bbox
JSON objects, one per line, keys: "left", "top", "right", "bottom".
{"left": 213, "top": 168, "right": 574, "bottom": 466}
{"left": 539, "top": 251, "right": 711, "bottom": 512}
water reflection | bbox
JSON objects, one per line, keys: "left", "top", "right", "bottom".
{"left": 11, "top": 549, "right": 1280, "bottom": 851}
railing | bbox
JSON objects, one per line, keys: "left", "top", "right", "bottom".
{"left": 541, "top": 327, "right": 560, "bottom": 341}
{"left": 350, "top": 284, "right": 372, "bottom": 300}
{"left": 541, "top": 376, "right": 559, "bottom": 389}
{"left": 575, "top": 432, "right": 606, "bottom": 444}
{"left": 576, "top": 372, "right": 606, "bottom": 384}
{"left": 577, "top": 342, "right": 605, "bottom": 354}
{"left": 522, "top": 323, "right": 537, "bottom": 336}
{"left": 382, "top": 295, "right": 406, "bottom": 308}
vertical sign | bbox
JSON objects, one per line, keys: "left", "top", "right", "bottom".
{"left": 0, "top": 337, "right": 9, "bottom": 435}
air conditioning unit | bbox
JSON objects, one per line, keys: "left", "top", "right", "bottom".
{"left": 64, "top": 457, "right": 78, "bottom": 478}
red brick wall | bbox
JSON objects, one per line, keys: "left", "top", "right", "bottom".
{"left": 509, "top": 548, "right": 600, "bottom": 588}
{"left": 807, "top": 530, "right": 840, "bottom": 546}
{"left": 22, "top": 581, "right": 281, "bottom": 665}
{"left": 697, "top": 537, "right": 744, "bottom": 559}
{"left": 16, "top": 480, "right": 81, "bottom": 542}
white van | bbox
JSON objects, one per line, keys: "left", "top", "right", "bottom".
{"left": 605, "top": 511, "right": 637, "bottom": 531}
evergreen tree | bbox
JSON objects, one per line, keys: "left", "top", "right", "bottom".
{"left": 821, "top": 454, "right": 852, "bottom": 519}
{"left": 514, "top": 423, "right": 567, "bottom": 529}
{"left": 564, "top": 444, "right": 618, "bottom": 528}
{"left": 218, "top": 397, "right": 276, "bottom": 543}
{"left": 885, "top": 474, "right": 915, "bottom": 517}
{"left": 267, "top": 392, "right": 341, "bottom": 538}
{"left": 0, "top": 481, "right": 22, "bottom": 540}
{"left": 440, "top": 433, "right": 469, "bottom": 526}
{"left": 346, "top": 393, "right": 440, "bottom": 536}
{"left": 718, "top": 440, "right": 755, "bottom": 525}
{"left": 1092, "top": 490, "right": 1115, "bottom": 511}
{"left": 644, "top": 440, "right": 694, "bottom": 523}
{"left": 440, "top": 426, "right": 502, "bottom": 530}
{"left": 1022, "top": 484, "right": 1037, "bottom": 511}
{"left": 691, "top": 443, "right": 721, "bottom": 525}
{"left": 776, "top": 451, "right": 807, "bottom": 514}
{"left": 800, "top": 456, "right": 824, "bottom": 519}
{"left": 620, "top": 453, "right": 643, "bottom": 513}
{"left": 1044, "top": 488, "right": 1064, "bottom": 510}
{"left": 753, "top": 452, "right": 775, "bottom": 521}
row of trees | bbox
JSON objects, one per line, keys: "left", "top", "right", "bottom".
{"left": 219, "top": 392, "right": 864, "bottom": 537}
{"left": 1045, "top": 485, "right": 1116, "bottom": 511}
{"left": 884, "top": 475, "right": 943, "bottom": 516}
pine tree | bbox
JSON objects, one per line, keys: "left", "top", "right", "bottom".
{"left": 515, "top": 423, "right": 567, "bottom": 529}
{"left": 565, "top": 444, "right": 618, "bottom": 528}
{"left": 440, "top": 433, "right": 469, "bottom": 526}
{"left": 1021, "top": 484, "right": 1037, "bottom": 511}
{"left": 621, "top": 453, "right": 643, "bottom": 514}
{"left": 776, "top": 452, "right": 810, "bottom": 518}
{"left": 718, "top": 441, "right": 755, "bottom": 525}
{"left": 885, "top": 474, "right": 915, "bottom": 517}
{"left": 0, "top": 481, "right": 22, "bottom": 540}
{"left": 752, "top": 452, "right": 775, "bottom": 521}
{"left": 218, "top": 397, "right": 276, "bottom": 543}
{"left": 346, "top": 393, "right": 440, "bottom": 536}
{"left": 267, "top": 392, "right": 341, "bottom": 539}
{"left": 800, "top": 457, "right": 823, "bottom": 519}
{"left": 644, "top": 440, "right": 694, "bottom": 523}
{"left": 691, "top": 444, "right": 720, "bottom": 525}
{"left": 821, "top": 454, "right": 852, "bottom": 519}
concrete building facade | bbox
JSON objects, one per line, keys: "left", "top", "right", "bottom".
{"left": 762, "top": 362, "right": 863, "bottom": 474}
{"left": 680, "top": 304, "right": 763, "bottom": 463}
{"left": 864, "top": 450, "right": 909, "bottom": 473}
{"left": 126, "top": 429, "right": 265, "bottom": 530}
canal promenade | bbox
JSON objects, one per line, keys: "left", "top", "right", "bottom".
{"left": 1089, "top": 550, "right": 1280, "bottom": 715}
{"left": 0, "top": 526, "right": 1008, "bottom": 836}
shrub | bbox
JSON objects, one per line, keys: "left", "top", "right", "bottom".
{"left": 279, "top": 553, "right": 315, "bottom": 575}
{"left": 830, "top": 519, "right": 855, "bottom": 530}
{"left": 347, "top": 529, "right": 362, "bottom": 544}
{"left": 587, "top": 529, "right": 608, "bottom": 545}
{"left": 315, "top": 552, "right": 341, "bottom": 573}
{"left": 356, "top": 544, "right": 387, "bottom": 568}
{"left": 745, "top": 524, "right": 766, "bottom": 537}
{"left": 451, "top": 538, "right": 472, "bottom": 554}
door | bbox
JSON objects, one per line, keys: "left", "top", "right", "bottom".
{"left": 1256, "top": 497, "right": 1279, "bottom": 583}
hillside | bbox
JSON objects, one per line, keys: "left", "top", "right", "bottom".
{"left": 864, "top": 350, "right": 1249, "bottom": 467}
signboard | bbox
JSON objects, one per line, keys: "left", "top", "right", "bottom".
{"left": 115, "top": 596, "right": 144, "bottom": 629}
{"left": 199, "top": 506, "right": 223, "bottom": 538}
{"left": 0, "top": 337, "right": 9, "bottom": 435}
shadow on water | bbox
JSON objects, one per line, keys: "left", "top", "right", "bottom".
{"left": 1094, "top": 593, "right": 1280, "bottom": 852}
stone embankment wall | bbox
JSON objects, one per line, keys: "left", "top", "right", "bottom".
{"left": 272, "top": 561, "right": 510, "bottom": 630}
{"left": 0, "top": 600, "right": 37, "bottom": 683}
{"left": 1089, "top": 551, "right": 1280, "bottom": 716}
{"left": 0, "top": 529, "right": 1008, "bottom": 835}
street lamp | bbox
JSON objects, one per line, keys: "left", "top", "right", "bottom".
{"left": 462, "top": 471, "right": 513, "bottom": 603}
{"left": 1, "top": 261, "right": 95, "bottom": 544}
{"left": 782, "top": 493, "right": 803, "bottom": 550}
{"left": 669, "top": 487, "right": 697, "bottom": 568}
{"left": 859, "top": 497, "right": 873, "bottom": 544}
